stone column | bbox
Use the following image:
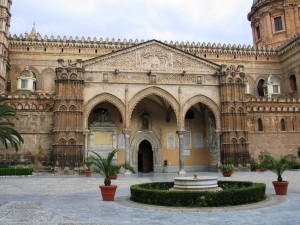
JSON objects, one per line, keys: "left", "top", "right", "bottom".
{"left": 123, "top": 129, "right": 132, "bottom": 175}
{"left": 83, "top": 129, "right": 90, "bottom": 159}
{"left": 215, "top": 130, "right": 221, "bottom": 172}
{"left": 177, "top": 130, "right": 186, "bottom": 174}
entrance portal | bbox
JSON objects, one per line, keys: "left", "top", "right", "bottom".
{"left": 138, "top": 140, "right": 153, "bottom": 172}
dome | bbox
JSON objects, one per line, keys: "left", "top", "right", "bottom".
{"left": 19, "top": 66, "right": 36, "bottom": 79}
{"left": 266, "top": 74, "right": 280, "bottom": 84}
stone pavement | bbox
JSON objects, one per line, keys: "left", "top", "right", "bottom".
{"left": 0, "top": 171, "right": 300, "bottom": 225}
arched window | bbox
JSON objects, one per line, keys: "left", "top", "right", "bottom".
{"left": 289, "top": 75, "right": 297, "bottom": 92}
{"left": 280, "top": 118, "right": 286, "bottom": 131}
{"left": 257, "top": 79, "right": 265, "bottom": 96}
{"left": 258, "top": 118, "right": 263, "bottom": 131}
{"left": 58, "top": 138, "right": 66, "bottom": 145}
{"left": 68, "top": 138, "right": 76, "bottom": 145}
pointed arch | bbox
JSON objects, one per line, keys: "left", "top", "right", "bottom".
{"left": 128, "top": 86, "right": 179, "bottom": 129}
{"left": 131, "top": 131, "right": 162, "bottom": 172}
{"left": 182, "top": 95, "right": 221, "bottom": 131}
{"left": 289, "top": 75, "right": 297, "bottom": 92}
{"left": 83, "top": 93, "right": 125, "bottom": 128}
{"left": 280, "top": 118, "right": 286, "bottom": 131}
{"left": 258, "top": 118, "right": 263, "bottom": 131}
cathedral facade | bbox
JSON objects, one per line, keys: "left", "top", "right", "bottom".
{"left": 0, "top": 0, "right": 299, "bottom": 173}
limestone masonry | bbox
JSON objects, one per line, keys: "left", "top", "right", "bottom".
{"left": 0, "top": 0, "right": 299, "bottom": 173}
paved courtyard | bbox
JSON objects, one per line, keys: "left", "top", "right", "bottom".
{"left": 0, "top": 171, "right": 300, "bottom": 225}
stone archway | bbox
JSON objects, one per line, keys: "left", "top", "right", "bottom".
{"left": 128, "top": 86, "right": 180, "bottom": 129}
{"left": 131, "top": 131, "right": 162, "bottom": 172}
{"left": 83, "top": 93, "right": 126, "bottom": 128}
{"left": 182, "top": 95, "right": 221, "bottom": 131}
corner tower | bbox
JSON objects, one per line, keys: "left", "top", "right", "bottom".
{"left": 0, "top": 0, "right": 11, "bottom": 93}
{"left": 248, "top": 0, "right": 300, "bottom": 48}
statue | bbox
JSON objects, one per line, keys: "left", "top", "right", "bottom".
{"left": 91, "top": 108, "right": 115, "bottom": 127}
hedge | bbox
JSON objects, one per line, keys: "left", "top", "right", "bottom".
{"left": 0, "top": 168, "right": 33, "bottom": 176}
{"left": 130, "top": 181, "right": 266, "bottom": 207}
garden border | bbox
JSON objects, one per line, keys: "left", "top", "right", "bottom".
{"left": 130, "top": 181, "right": 266, "bottom": 207}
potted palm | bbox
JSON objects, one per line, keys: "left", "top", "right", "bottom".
{"left": 221, "top": 164, "right": 233, "bottom": 177}
{"left": 89, "top": 149, "right": 118, "bottom": 201}
{"left": 261, "top": 154, "right": 295, "bottom": 195}
{"left": 108, "top": 164, "right": 121, "bottom": 179}
{"left": 84, "top": 157, "right": 93, "bottom": 177}
{"left": 108, "top": 162, "right": 135, "bottom": 179}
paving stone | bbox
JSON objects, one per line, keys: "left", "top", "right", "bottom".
{"left": 0, "top": 171, "right": 300, "bottom": 225}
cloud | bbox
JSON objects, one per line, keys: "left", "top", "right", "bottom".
{"left": 10, "top": 0, "right": 253, "bottom": 45}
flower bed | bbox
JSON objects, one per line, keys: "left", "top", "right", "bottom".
{"left": 130, "top": 181, "right": 266, "bottom": 207}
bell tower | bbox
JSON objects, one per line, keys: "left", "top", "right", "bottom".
{"left": 248, "top": 0, "right": 300, "bottom": 48}
{"left": 0, "top": 0, "right": 11, "bottom": 93}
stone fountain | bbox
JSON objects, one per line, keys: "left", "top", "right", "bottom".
{"left": 171, "top": 173, "right": 222, "bottom": 192}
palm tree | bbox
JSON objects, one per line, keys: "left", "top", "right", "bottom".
{"left": 260, "top": 154, "right": 294, "bottom": 182}
{"left": 90, "top": 149, "right": 118, "bottom": 186}
{"left": 0, "top": 96, "right": 24, "bottom": 151}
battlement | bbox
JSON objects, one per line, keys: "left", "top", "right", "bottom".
{"left": 247, "top": 97, "right": 300, "bottom": 113}
{"left": 10, "top": 33, "right": 283, "bottom": 57}
{"left": 1, "top": 92, "right": 54, "bottom": 111}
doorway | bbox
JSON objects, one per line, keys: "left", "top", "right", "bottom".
{"left": 138, "top": 140, "right": 153, "bottom": 172}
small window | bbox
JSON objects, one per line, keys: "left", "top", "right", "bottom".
{"left": 273, "top": 85, "right": 279, "bottom": 93}
{"left": 280, "top": 119, "right": 286, "bottom": 131}
{"left": 289, "top": 75, "right": 297, "bottom": 91}
{"left": 21, "top": 79, "right": 28, "bottom": 89}
{"left": 258, "top": 118, "right": 263, "bottom": 131}
{"left": 33, "top": 81, "right": 36, "bottom": 90}
{"left": 6, "top": 81, "right": 11, "bottom": 92}
{"left": 274, "top": 16, "right": 283, "bottom": 32}
{"left": 256, "top": 26, "right": 261, "bottom": 39}
{"left": 142, "top": 118, "right": 149, "bottom": 129}
{"left": 245, "top": 85, "right": 248, "bottom": 94}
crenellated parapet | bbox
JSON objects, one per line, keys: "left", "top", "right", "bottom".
{"left": 0, "top": 92, "right": 54, "bottom": 111}
{"left": 246, "top": 97, "right": 300, "bottom": 113}
{"left": 10, "top": 33, "right": 283, "bottom": 57}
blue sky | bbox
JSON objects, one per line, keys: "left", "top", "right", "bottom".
{"left": 10, "top": 0, "right": 254, "bottom": 45}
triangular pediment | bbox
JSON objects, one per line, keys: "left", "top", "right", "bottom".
{"left": 83, "top": 40, "right": 220, "bottom": 74}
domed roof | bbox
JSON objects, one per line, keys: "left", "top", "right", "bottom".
{"left": 19, "top": 66, "right": 36, "bottom": 79}
{"left": 266, "top": 74, "right": 280, "bottom": 84}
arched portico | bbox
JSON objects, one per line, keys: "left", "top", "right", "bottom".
{"left": 83, "top": 93, "right": 126, "bottom": 128}
{"left": 128, "top": 86, "right": 180, "bottom": 129}
{"left": 182, "top": 95, "right": 221, "bottom": 131}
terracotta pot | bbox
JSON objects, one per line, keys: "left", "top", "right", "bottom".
{"left": 222, "top": 172, "right": 232, "bottom": 177}
{"left": 108, "top": 175, "right": 117, "bottom": 180}
{"left": 99, "top": 185, "right": 117, "bottom": 201}
{"left": 272, "top": 181, "right": 289, "bottom": 195}
{"left": 85, "top": 170, "right": 92, "bottom": 177}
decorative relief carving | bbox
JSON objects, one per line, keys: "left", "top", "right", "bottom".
{"left": 84, "top": 42, "right": 218, "bottom": 74}
{"left": 83, "top": 72, "right": 218, "bottom": 85}
{"left": 136, "top": 46, "right": 173, "bottom": 70}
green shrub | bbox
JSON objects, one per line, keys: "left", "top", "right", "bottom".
{"left": 130, "top": 181, "right": 266, "bottom": 207}
{"left": 0, "top": 164, "right": 9, "bottom": 168}
{"left": 292, "top": 163, "right": 300, "bottom": 169}
{"left": 0, "top": 168, "right": 33, "bottom": 176}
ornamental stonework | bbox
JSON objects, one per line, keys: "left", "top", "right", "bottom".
{"left": 83, "top": 42, "right": 218, "bottom": 74}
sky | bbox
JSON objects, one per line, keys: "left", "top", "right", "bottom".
{"left": 10, "top": 0, "right": 254, "bottom": 46}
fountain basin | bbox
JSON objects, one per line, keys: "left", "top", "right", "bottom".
{"left": 171, "top": 176, "right": 222, "bottom": 192}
